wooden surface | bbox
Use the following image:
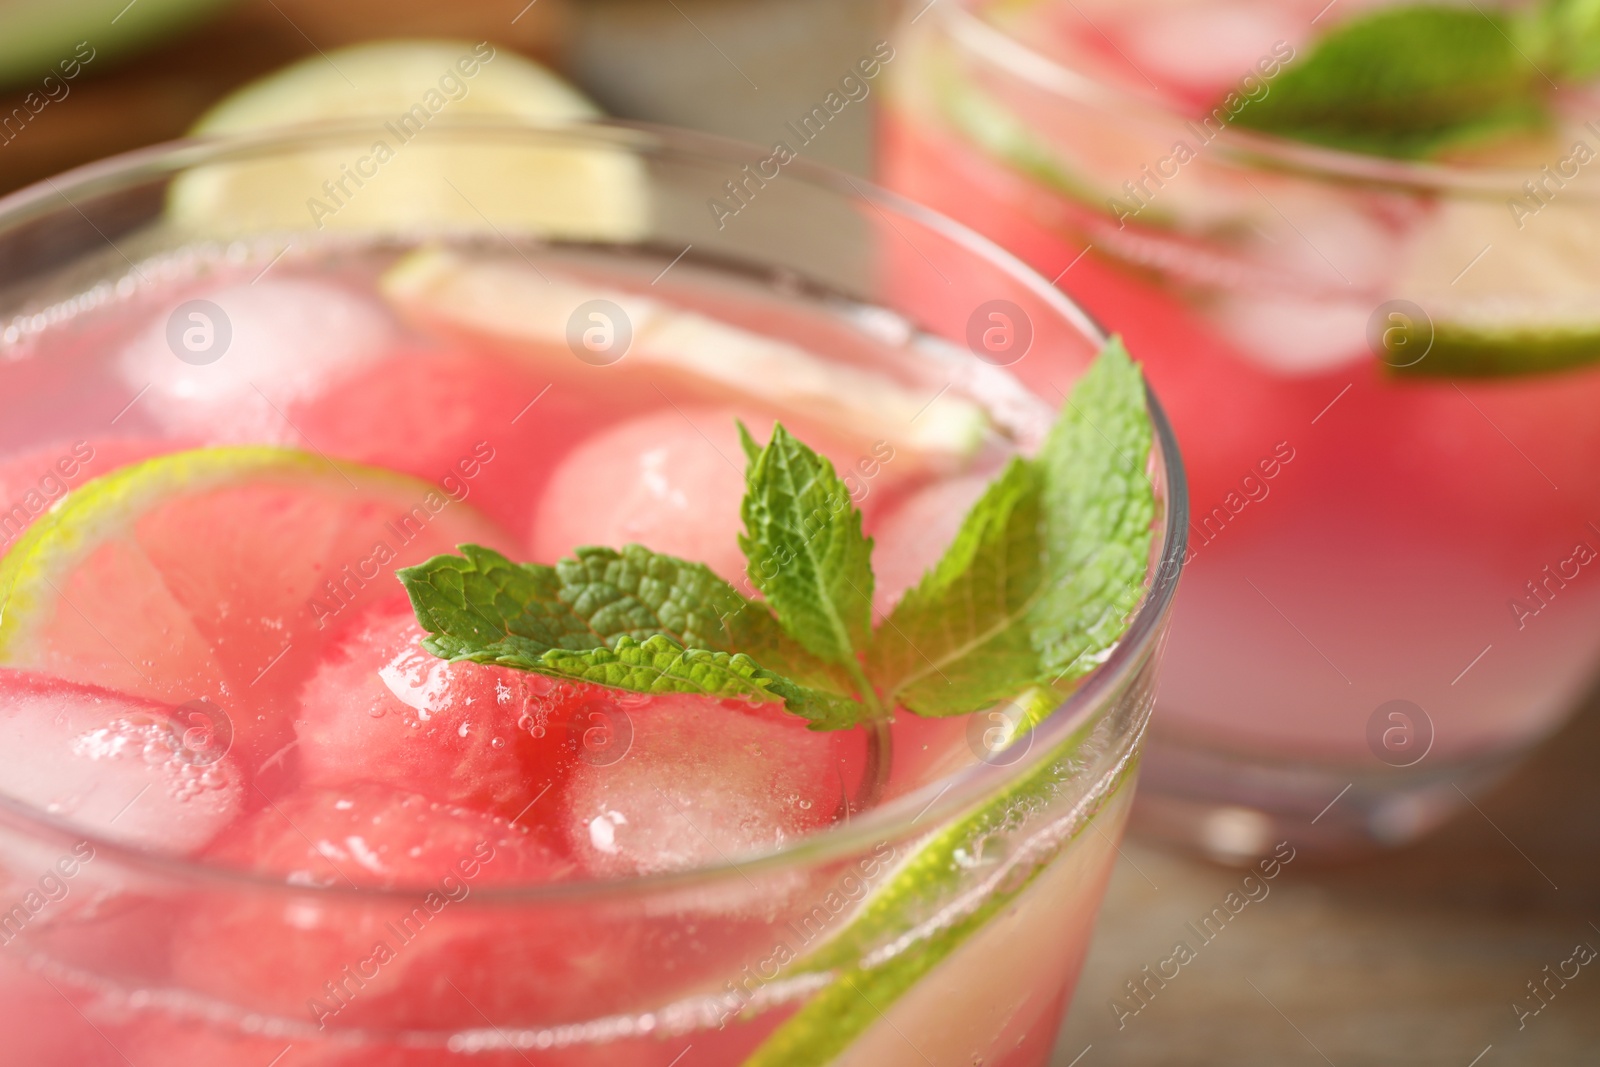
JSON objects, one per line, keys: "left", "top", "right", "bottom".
{"left": 1057, "top": 690, "right": 1600, "bottom": 1065}
{"left": 3, "top": 2, "right": 1596, "bottom": 1062}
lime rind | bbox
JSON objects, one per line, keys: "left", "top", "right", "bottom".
{"left": 738, "top": 687, "right": 1129, "bottom": 1066}
{"left": 0, "top": 446, "right": 416, "bottom": 660}
{"left": 1387, "top": 323, "right": 1600, "bottom": 378}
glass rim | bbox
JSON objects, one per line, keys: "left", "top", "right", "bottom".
{"left": 0, "top": 117, "right": 1189, "bottom": 903}
{"left": 936, "top": 0, "right": 1566, "bottom": 197}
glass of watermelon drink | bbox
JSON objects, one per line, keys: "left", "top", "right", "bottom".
{"left": 882, "top": 0, "right": 1600, "bottom": 859}
{"left": 0, "top": 120, "right": 1184, "bottom": 1066}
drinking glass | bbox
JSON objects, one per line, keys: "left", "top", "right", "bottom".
{"left": 0, "top": 120, "right": 1185, "bottom": 1065}
{"left": 882, "top": 0, "right": 1600, "bottom": 859}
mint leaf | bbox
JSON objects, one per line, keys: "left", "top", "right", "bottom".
{"left": 868, "top": 339, "right": 1155, "bottom": 712}
{"left": 1234, "top": 6, "right": 1547, "bottom": 158}
{"left": 561, "top": 543, "right": 859, "bottom": 700}
{"left": 556, "top": 544, "right": 754, "bottom": 650}
{"left": 737, "top": 420, "right": 763, "bottom": 467}
{"left": 397, "top": 543, "right": 865, "bottom": 727}
{"left": 401, "top": 543, "right": 583, "bottom": 659}
{"left": 1033, "top": 337, "right": 1156, "bottom": 681}
{"left": 868, "top": 458, "right": 1047, "bottom": 716}
{"left": 538, "top": 636, "right": 858, "bottom": 725}
{"left": 739, "top": 424, "right": 875, "bottom": 673}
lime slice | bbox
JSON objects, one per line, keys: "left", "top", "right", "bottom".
{"left": 739, "top": 691, "right": 1122, "bottom": 1066}
{"left": 168, "top": 39, "right": 647, "bottom": 240}
{"left": 381, "top": 247, "right": 989, "bottom": 465}
{"left": 0, "top": 446, "right": 511, "bottom": 766}
{"left": 1387, "top": 198, "right": 1600, "bottom": 376}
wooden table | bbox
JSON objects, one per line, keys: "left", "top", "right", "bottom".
{"left": 1057, "top": 692, "right": 1600, "bottom": 1065}
{"left": 5, "top": 2, "right": 1597, "bottom": 1062}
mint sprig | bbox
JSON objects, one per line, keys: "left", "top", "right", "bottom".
{"left": 1234, "top": 5, "right": 1548, "bottom": 159}
{"left": 1034, "top": 339, "right": 1159, "bottom": 679}
{"left": 400, "top": 341, "right": 1156, "bottom": 733}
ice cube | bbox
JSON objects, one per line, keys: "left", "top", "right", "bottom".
{"left": 117, "top": 279, "right": 394, "bottom": 443}
{"left": 0, "top": 670, "right": 243, "bottom": 855}
{"left": 296, "top": 599, "right": 571, "bottom": 817}
{"left": 1116, "top": 2, "right": 1310, "bottom": 100}
{"left": 560, "top": 692, "right": 844, "bottom": 877}
{"left": 1210, "top": 292, "right": 1374, "bottom": 374}
{"left": 529, "top": 406, "right": 759, "bottom": 584}
{"left": 530, "top": 405, "right": 887, "bottom": 590}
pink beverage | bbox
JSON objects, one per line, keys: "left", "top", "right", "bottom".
{"left": 882, "top": 0, "right": 1600, "bottom": 857}
{"left": 0, "top": 125, "right": 1182, "bottom": 1065}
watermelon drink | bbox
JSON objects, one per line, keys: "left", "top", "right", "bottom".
{"left": 882, "top": 0, "right": 1600, "bottom": 857}
{"left": 0, "top": 123, "right": 1183, "bottom": 1066}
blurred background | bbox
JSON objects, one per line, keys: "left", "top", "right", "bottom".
{"left": 0, "top": 0, "right": 884, "bottom": 194}
{"left": 2, "top": 0, "right": 1597, "bottom": 1062}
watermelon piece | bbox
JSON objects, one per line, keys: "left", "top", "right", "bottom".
{"left": 291, "top": 344, "right": 599, "bottom": 540}
{"left": 296, "top": 597, "right": 573, "bottom": 818}
{"left": 171, "top": 781, "right": 594, "bottom": 1031}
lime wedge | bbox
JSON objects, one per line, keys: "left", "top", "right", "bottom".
{"left": 0, "top": 446, "right": 511, "bottom": 764}
{"left": 168, "top": 39, "right": 647, "bottom": 240}
{"left": 1386, "top": 198, "right": 1600, "bottom": 376}
{"left": 380, "top": 247, "right": 990, "bottom": 464}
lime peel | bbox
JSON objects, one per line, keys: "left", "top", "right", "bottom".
{"left": 0, "top": 446, "right": 430, "bottom": 659}
{"left": 738, "top": 686, "right": 1134, "bottom": 1067}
